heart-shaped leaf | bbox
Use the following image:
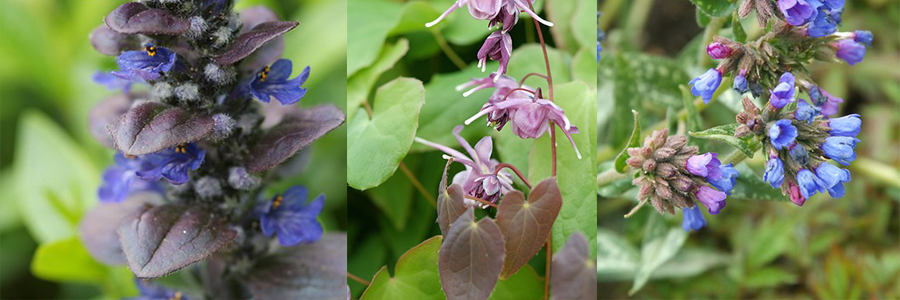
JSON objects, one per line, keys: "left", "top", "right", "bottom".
{"left": 79, "top": 192, "right": 160, "bottom": 265}
{"left": 550, "top": 233, "right": 596, "bottom": 300}
{"left": 439, "top": 209, "right": 505, "bottom": 300}
{"left": 117, "top": 204, "right": 236, "bottom": 278}
{"left": 361, "top": 236, "right": 444, "bottom": 299}
{"left": 245, "top": 233, "right": 348, "bottom": 299}
{"left": 104, "top": 2, "right": 189, "bottom": 35}
{"left": 89, "top": 93, "right": 136, "bottom": 148}
{"left": 89, "top": 24, "right": 140, "bottom": 56}
{"left": 236, "top": 6, "right": 285, "bottom": 72}
{"left": 436, "top": 160, "right": 467, "bottom": 237}
{"left": 497, "top": 178, "right": 562, "bottom": 279}
{"left": 215, "top": 21, "right": 299, "bottom": 66}
{"left": 109, "top": 102, "right": 214, "bottom": 156}
{"left": 245, "top": 104, "right": 345, "bottom": 173}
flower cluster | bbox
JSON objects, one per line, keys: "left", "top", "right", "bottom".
{"left": 626, "top": 129, "right": 738, "bottom": 231}
{"left": 81, "top": 0, "right": 344, "bottom": 297}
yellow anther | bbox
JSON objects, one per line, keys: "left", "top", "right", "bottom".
{"left": 258, "top": 66, "right": 270, "bottom": 82}
{"left": 169, "top": 291, "right": 182, "bottom": 300}
{"left": 272, "top": 196, "right": 283, "bottom": 209}
{"left": 175, "top": 144, "right": 187, "bottom": 154}
{"left": 145, "top": 45, "right": 157, "bottom": 57}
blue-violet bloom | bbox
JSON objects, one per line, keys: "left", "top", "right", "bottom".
{"left": 809, "top": 86, "right": 844, "bottom": 116}
{"left": 789, "top": 144, "right": 810, "bottom": 165}
{"left": 769, "top": 72, "right": 796, "bottom": 109}
{"left": 796, "top": 168, "right": 826, "bottom": 199}
{"left": 134, "top": 143, "right": 205, "bottom": 185}
{"left": 132, "top": 278, "right": 188, "bottom": 300}
{"left": 828, "top": 114, "right": 861, "bottom": 137}
{"left": 854, "top": 30, "right": 873, "bottom": 47}
{"left": 248, "top": 59, "right": 310, "bottom": 105}
{"left": 769, "top": 119, "right": 798, "bottom": 150}
{"left": 682, "top": 206, "right": 706, "bottom": 232}
{"left": 834, "top": 39, "right": 866, "bottom": 65}
{"left": 777, "top": 0, "right": 820, "bottom": 26}
{"left": 259, "top": 186, "right": 324, "bottom": 246}
{"left": 821, "top": 136, "right": 859, "bottom": 165}
{"left": 815, "top": 162, "right": 851, "bottom": 198}
{"left": 794, "top": 99, "right": 820, "bottom": 124}
{"left": 113, "top": 44, "right": 177, "bottom": 82}
{"left": 689, "top": 68, "right": 722, "bottom": 104}
{"left": 686, "top": 153, "right": 738, "bottom": 194}
{"left": 764, "top": 157, "right": 785, "bottom": 188}
{"left": 695, "top": 185, "right": 726, "bottom": 214}
{"left": 93, "top": 71, "right": 132, "bottom": 91}
{"left": 733, "top": 70, "right": 749, "bottom": 94}
{"left": 98, "top": 153, "right": 161, "bottom": 203}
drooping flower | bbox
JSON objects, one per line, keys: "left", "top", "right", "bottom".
{"left": 806, "top": 0, "right": 844, "bottom": 37}
{"left": 833, "top": 39, "right": 866, "bottom": 65}
{"left": 134, "top": 143, "right": 206, "bottom": 185}
{"left": 796, "top": 168, "right": 825, "bottom": 199}
{"left": 809, "top": 85, "right": 843, "bottom": 116}
{"left": 794, "top": 99, "right": 820, "bottom": 124}
{"left": 685, "top": 153, "right": 738, "bottom": 194}
{"left": 788, "top": 181, "right": 805, "bottom": 206}
{"left": 695, "top": 185, "right": 727, "bottom": 214}
{"left": 248, "top": 59, "right": 309, "bottom": 105}
{"left": 733, "top": 70, "right": 749, "bottom": 94}
{"left": 477, "top": 31, "right": 513, "bottom": 76}
{"left": 457, "top": 73, "right": 523, "bottom": 130}
{"left": 821, "top": 136, "right": 859, "bottom": 165}
{"left": 489, "top": 0, "right": 519, "bottom": 32}
{"left": 828, "top": 114, "right": 861, "bottom": 137}
{"left": 258, "top": 186, "right": 324, "bottom": 246}
{"left": 789, "top": 144, "right": 810, "bottom": 165}
{"left": 854, "top": 30, "right": 873, "bottom": 47}
{"left": 815, "top": 162, "right": 851, "bottom": 198}
{"left": 706, "top": 42, "right": 733, "bottom": 59}
{"left": 768, "top": 119, "right": 798, "bottom": 150}
{"left": 113, "top": 44, "right": 177, "bottom": 82}
{"left": 133, "top": 278, "right": 188, "bottom": 300}
{"left": 682, "top": 206, "right": 706, "bottom": 232}
{"left": 777, "top": 0, "right": 819, "bottom": 26}
{"left": 426, "top": 0, "right": 552, "bottom": 28}
{"left": 688, "top": 68, "right": 722, "bottom": 104}
{"left": 97, "top": 153, "right": 161, "bottom": 203}
{"left": 764, "top": 157, "right": 785, "bottom": 188}
{"left": 769, "top": 72, "right": 796, "bottom": 109}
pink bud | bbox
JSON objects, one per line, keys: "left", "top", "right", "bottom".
{"left": 706, "top": 42, "right": 733, "bottom": 59}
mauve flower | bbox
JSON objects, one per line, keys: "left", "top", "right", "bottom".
{"left": 134, "top": 143, "right": 206, "bottom": 185}
{"left": 113, "top": 44, "right": 177, "bottom": 82}
{"left": 777, "top": 0, "right": 819, "bottom": 26}
{"left": 456, "top": 73, "right": 524, "bottom": 130}
{"left": 258, "top": 186, "right": 324, "bottom": 246}
{"left": 695, "top": 185, "right": 726, "bottom": 214}
{"left": 733, "top": 70, "right": 749, "bottom": 94}
{"left": 796, "top": 168, "right": 825, "bottom": 199}
{"left": 828, "top": 114, "right": 861, "bottom": 137}
{"left": 688, "top": 68, "right": 722, "bottom": 104}
{"left": 816, "top": 163, "right": 851, "bottom": 198}
{"left": 768, "top": 119, "right": 798, "bottom": 150}
{"left": 769, "top": 72, "right": 796, "bottom": 109}
{"left": 477, "top": 31, "right": 513, "bottom": 76}
{"left": 809, "top": 86, "right": 843, "bottom": 116}
{"left": 764, "top": 157, "right": 785, "bottom": 188}
{"left": 426, "top": 0, "right": 552, "bottom": 28}
{"left": 833, "top": 40, "right": 866, "bottom": 65}
{"left": 248, "top": 59, "right": 309, "bottom": 105}
{"left": 682, "top": 206, "right": 706, "bottom": 232}
{"left": 821, "top": 136, "right": 859, "bottom": 165}
{"left": 489, "top": 0, "right": 520, "bottom": 32}
{"left": 788, "top": 182, "right": 805, "bottom": 206}
{"left": 706, "top": 42, "right": 732, "bottom": 59}
{"left": 685, "top": 153, "right": 738, "bottom": 194}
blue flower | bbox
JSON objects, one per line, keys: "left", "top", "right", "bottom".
{"left": 834, "top": 40, "right": 866, "bottom": 65}
{"left": 248, "top": 59, "right": 310, "bottom": 105}
{"left": 764, "top": 157, "right": 785, "bottom": 188}
{"left": 134, "top": 143, "right": 205, "bottom": 185}
{"left": 809, "top": 86, "right": 844, "bottom": 116}
{"left": 777, "top": 0, "right": 820, "bottom": 26}
{"left": 259, "top": 186, "right": 324, "bottom": 246}
{"left": 689, "top": 68, "right": 722, "bottom": 104}
{"left": 807, "top": 0, "right": 843, "bottom": 38}
{"left": 769, "top": 119, "right": 798, "bottom": 150}
{"left": 854, "top": 30, "right": 873, "bottom": 47}
{"left": 797, "top": 168, "right": 826, "bottom": 199}
{"left": 821, "top": 136, "right": 859, "bottom": 165}
{"left": 682, "top": 206, "right": 706, "bottom": 232}
{"left": 92, "top": 71, "right": 132, "bottom": 91}
{"left": 789, "top": 144, "right": 810, "bottom": 165}
{"left": 828, "top": 114, "right": 861, "bottom": 137}
{"left": 815, "top": 163, "right": 851, "bottom": 198}
{"left": 695, "top": 185, "right": 727, "bottom": 214}
{"left": 769, "top": 72, "right": 795, "bottom": 109}
{"left": 113, "top": 44, "right": 177, "bottom": 82}
{"left": 685, "top": 153, "right": 738, "bottom": 194}
{"left": 97, "top": 153, "right": 161, "bottom": 203}
{"left": 733, "top": 71, "right": 749, "bottom": 94}
{"left": 132, "top": 278, "right": 188, "bottom": 300}
{"left": 794, "top": 99, "right": 820, "bottom": 124}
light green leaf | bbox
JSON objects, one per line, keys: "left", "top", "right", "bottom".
{"left": 680, "top": 85, "right": 703, "bottom": 133}
{"left": 746, "top": 217, "right": 792, "bottom": 270}
{"left": 732, "top": 12, "right": 747, "bottom": 43}
{"left": 690, "top": 0, "right": 736, "bottom": 17}
{"left": 389, "top": 2, "right": 440, "bottom": 36}
{"left": 440, "top": 7, "right": 492, "bottom": 46}
{"left": 613, "top": 110, "right": 641, "bottom": 173}
{"left": 410, "top": 64, "right": 493, "bottom": 153}
{"left": 283, "top": 0, "right": 348, "bottom": 87}
{"left": 731, "top": 163, "right": 790, "bottom": 201}
{"left": 630, "top": 214, "right": 688, "bottom": 295}
{"left": 545, "top": 0, "right": 593, "bottom": 52}
{"left": 347, "top": 0, "right": 404, "bottom": 76}
{"left": 496, "top": 125, "right": 534, "bottom": 182}
{"left": 572, "top": 47, "right": 598, "bottom": 85}
{"left": 31, "top": 237, "right": 106, "bottom": 282}
{"left": 527, "top": 81, "right": 597, "bottom": 257}
{"left": 347, "top": 39, "right": 410, "bottom": 121}
{"left": 489, "top": 265, "right": 544, "bottom": 300}
{"left": 507, "top": 44, "right": 571, "bottom": 86}
{"left": 348, "top": 78, "right": 426, "bottom": 190}
{"left": 744, "top": 267, "right": 798, "bottom": 288}
{"left": 570, "top": 0, "right": 597, "bottom": 50}
{"left": 689, "top": 123, "right": 761, "bottom": 158}
{"left": 596, "top": 229, "right": 640, "bottom": 281}
{"left": 14, "top": 110, "right": 99, "bottom": 243}
{"left": 361, "top": 236, "right": 445, "bottom": 299}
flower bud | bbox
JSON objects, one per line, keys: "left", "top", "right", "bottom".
{"left": 706, "top": 42, "right": 733, "bottom": 59}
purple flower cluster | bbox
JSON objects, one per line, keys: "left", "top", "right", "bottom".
{"left": 680, "top": 153, "right": 739, "bottom": 231}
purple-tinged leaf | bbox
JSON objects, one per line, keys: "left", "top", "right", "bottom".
{"left": 117, "top": 204, "right": 236, "bottom": 278}
{"left": 245, "top": 104, "right": 345, "bottom": 173}
{"left": 236, "top": 7, "right": 285, "bottom": 72}
{"left": 215, "top": 21, "right": 298, "bottom": 66}
{"left": 79, "top": 192, "right": 161, "bottom": 265}
{"left": 550, "top": 233, "right": 596, "bottom": 300}
{"left": 109, "top": 102, "right": 214, "bottom": 156}
{"left": 245, "top": 233, "right": 348, "bottom": 299}
{"left": 438, "top": 208, "right": 504, "bottom": 300}
{"left": 497, "top": 178, "right": 562, "bottom": 279}
{"left": 104, "top": 2, "right": 189, "bottom": 35}
{"left": 203, "top": 254, "right": 252, "bottom": 299}
{"left": 90, "top": 24, "right": 140, "bottom": 56}
{"left": 89, "top": 93, "right": 137, "bottom": 148}
{"left": 436, "top": 159, "right": 467, "bottom": 237}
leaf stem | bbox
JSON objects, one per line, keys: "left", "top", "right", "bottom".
{"left": 699, "top": 17, "right": 726, "bottom": 67}
{"left": 722, "top": 148, "right": 749, "bottom": 165}
{"left": 624, "top": 197, "right": 648, "bottom": 218}
{"left": 519, "top": 72, "right": 549, "bottom": 86}
{"left": 495, "top": 163, "right": 533, "bottom": 190}
{"left": 464, "top": 195, "right": 498, "bottom": 208}
{"left": 347, "top": 272, "right": 370, "bottom": 286}
{"left": 597, "top": 168, "right": 630, "bottom": 187}
{"left": 431, "top": 28, "right": 467, "bottom": 70}
{"left": 399, "top": 162, "right": 437, "bottom": 208}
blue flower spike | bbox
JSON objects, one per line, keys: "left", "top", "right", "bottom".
{"left": 682, "top": 206, "right": 707, "bottom": 232}
{"left": 259, "top": 186, "right": 324, "bottom": 246}
{"left": 249, "top": 59, "right": 310, "bottom": 105}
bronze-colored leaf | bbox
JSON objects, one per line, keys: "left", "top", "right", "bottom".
{"left": 496, "top": 178, "right": 562, "bottom": 279}
{"left": 438, "top": 209, "right": 504, "bottom": 300}
{"left": 79, "top": 192, "right": 160, "bottom": 265}
{"left": 109, "top": 102, "right": 214, "bottom": 156}
{"left": 89, "top": 93, "right": 137, "bottom": 148}
{"left": 550, "top": 233, "right": 596, "bottom": 300}
{"left": 104, "top": 2, "right": 189, "bottom": 35}
{"left": 89, "top": 24, "right": 140, "bottom": 56}
{"left": 436, "top": 159, "right": 467, "bottom": 236}
{"left": 236, "top": 6, "right": 285, "bottom": 72}
{"left": 215, "top": 21, "right": 298, "bottom": 66}
{"left": 245, "top": 104, "right": 345, "bottom": 173}
{"left": 245, "top": 233, "right": 348, "bottom": 299}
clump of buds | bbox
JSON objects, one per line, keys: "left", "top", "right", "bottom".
{"left": 626, "top": 129, "right": 699, "bottom": 214}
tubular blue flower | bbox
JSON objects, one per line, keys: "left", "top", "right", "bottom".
{"left": 821, "top": 136, "right": 859, "bottom": 165}
{"left": 695, "top": 185, "right": 726, "bottom": 214}
{"left": 733, "top": 70, "right": 749, "bottom": 94}
{"left": 113, "top": 44, "right": 177, "bottom": 82}
{"left": 777, "top": 0, "right": 820, "bottom": 26}
{"left": 768, "top": 119, "right": 798, "bottom": 150}
{"left": 797, "top": 168, "right": 826, "bottom": 199}
{"left": 815, "top": 163, "right": 850, "bottom": 198}
{"left": 789, "top": 144, "right": 810, "bottom": 165}
{"left": 809, "top": 86, "right": 843, "bottom": 116}
{"left": 706, "top": 42, "right": 732, "bottom": 59}
{"left": 93, "top": 71, "right": 132, "bottom": 91}
{"left": 807, "top": 0, "right": 843, "bottom": 38}
{"left": 685, "top": 153, "right": 738, "bottom": 194}
{"left": 682, "top": 206, "right": 706, "bottom": 232}
{"left": 794, "top": 99, "right": 820, "bottom": 124}
{"left": 764, "top": 157, "right": 785, "bottom": 188}
{"left": 477, "top": 31, "right": 513, "bottom": 76}
{"left": 248, "top": 59, "right": 309, "bottom": 105}
{"left": 134, "top": 143, "right": 206, "bottom": 185}
{"left": 426, "top": 0, "right": 552, "bottom": 28}
{"left": 133, "top": 278, "right": 188, "bottom": 300}
{"left": 854, "top": 30, "right": 873, "bottom": 47}
{"left": 833, "top": 40, "right": 866, "bottom": 65}
{"left": 689, "top": 68, "right": 722, "bottom": 104}
{"left": 258, "top": 186, "right": 324, "bottom": 246}
{"left": 769, "top": 72, "right": 796, "bottom": 109}
{"left": 828, "top": 114, "right": 861, "bottom": 137}
{"left": 97, "top": 153, "right": 161, "bottom": 203}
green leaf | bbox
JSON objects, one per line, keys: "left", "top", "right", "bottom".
{"left": 409, "top": 65, "right": 493, "bottom": 153}
{"left": 696, "top": 8, "right": 712, "bottom": 27}
{"left": 596, "top": 229, "right": 640, "bottom": 281}
{"left": 613, "top": 110, "right": 641, "bottom": 173}
{"left": 347, "top": 0, "right": 404, "bottom": 76}
{"left": 347, "top": 39, "right": 409, "bottom": 121}
{"left": 689, "top": 123, "right": 761, "bottom": 158}
{"left": 489, "top": 265, "right": 543, "bottom": 300}
{"left": 572, "top": 47, "right": 598, "bottom": 85}
{"left": 347, "top": 78, "right": 426, "bottom": 190}
{"left": 361, "top": 236, "right": 445, "bottom": 299}
{"left": 680, "top": 85, "right": 703, "bottom": 133}
{"left": 732, "top": 12, "right": 747, "bottom": 43}
{"left": 545, "top": 0, "right": 595, "bottom": 51}
{"left": 527, "top": 81, "right": 597, "bottom": 257}
{"left": 31, "top": 237, "right": 107, "bottom": 282}
{"left": 570, "top": 0, "right": 597, "bottom": 50}
{"left": 630, "top": 214, "right": 688, "bottom": 295}
{"left": 348, "top": 237, "right": 388, "bottom": 298}
{"left": 507, "top": 44, "right": 571, "bottom": 85}
{"left": 14, "top": 110, "right": 99, "bottom": 243}
{"left": 746, "top": 217, "right": 792, "bottom": 270}
{"left": 690, "top": 0, "right": 736, "bottom": 17}
{"left": 731, "top": 163, "right": 790, "bottom": 201}
{"left": 389, "top": 2, "right": 440, "bottom": 36}
{"left": 744, "top": 267, "right": 798, "bottom": 288}
{"left": 367, "top": 160, "right": 415, "bottom": 231}
{"left": 440, "top": 5, "right": 493, "bottom": 46}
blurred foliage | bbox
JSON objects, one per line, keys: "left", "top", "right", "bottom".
{"left": 596, "top": 0, "right": 900, "bottom": 298}
{"left": 0, "top": 0, "right": 347, "bottom": 298}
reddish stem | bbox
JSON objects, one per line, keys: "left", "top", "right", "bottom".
{"left": 519, "top": 72, "right": 549, "bottom": 86}
{"left": 494, "top": 163, "right": 533, "bottom": 190}
{"left": 464, "top": 195, "right": 499, "bottom": 208}
{"left": 502, "top": 87, "right": 537, "bottom": 101}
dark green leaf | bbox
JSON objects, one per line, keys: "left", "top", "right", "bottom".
{"left": 731, "top": 163, "right": 790, "bottom": 201}
{"left": 689, "top": 123, "right": 761, "bottom": 158}
{"left": 680, "top": 85, "right": 703, "bottom": 133}
{"left": 496, "top": 179, "right": 562, "bottom": 279}
{"left": 690, "top": 0, "right": 736, "bottom": 17}
{"left": 732, "top": 12, "right": 747, "bottom": 43}
{"left": 410, "top": 65, "right": 492, "bottom": 152}
{"left": 439, "top": 209, "right": 505, "bottom": 300}
{"left": 614, "top": 110, "right": 641, "bottom": 173}
{"left": 744, "top": 267, "right": 798, "bottom": 288}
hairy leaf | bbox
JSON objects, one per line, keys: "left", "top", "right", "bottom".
{"left": 689, "top": 123, "right": 761, "bottom": 158}
{"left": 245, "top": 233, "right": 348, "bottom": 299}
{"left": 89, "top": 92, "right": 135, "bottom": 148}
{"left": 215, "top": 21, "right": 299, "bottom": 66}
{"left": 630, "top": 214, "right": 687, "bottom": 295}
{"left": 551, "top": 233, "right": 596, "bottom": 300}
{"left": 104, "top": 2, "right": 189, "bottom": 35}
{"left": 89, "top": 24, "right": 139, "bottom": 56}
{"left": 246, "top": 104, "right": 345, "bottom": 173}
{"left": 117, "top": 204, "right": 236, "bottom": 278}
{"left": 690, "top": 0, "right": 735, "bottom": 17}
{"left": 361, "top": 236, "right": 444, "bottom": 299}
{"left": 496, "top": 179, "right": 562, "bottom": 279}
{"left": 613, "top": 110, "right": 641, "bottom": 173}
{"left": 731, "top": 163, "right": 790, "bottom": 201}
{"left": 236, "top": 6, "right": 285, "bottom": 72}
{"left": 439, "top": 209, "right": 505, "bottom": 300}
{"left": 110, "top": 102, "right": 214, "bottom": 156}
{"left": 79, "top": 192, "right": 160, "bottom": 265}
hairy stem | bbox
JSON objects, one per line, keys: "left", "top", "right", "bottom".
{"left": 624, "top": 197, "right": 649, "bottom": 218}
{"left": 597, "top": 168, "right": 630, "bottom": 187}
